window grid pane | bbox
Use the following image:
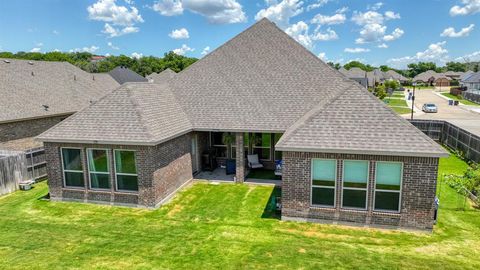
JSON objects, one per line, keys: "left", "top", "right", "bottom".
{"left": 88, "top": 149, "right": 109, "bottom": 173}
{"left": 62, "top": 148, "right": 82, "bottom": 171}
{"left": 114, "top": 150, "right": 138, "bottom": 192}
{"left": 311, "top": 159, "right": 336, "bottom": 207}
{"left": 342, "top": 160, "right": 368, "bottom": 209}
{"left": 312, "top": 187, "right": 335, "bottom": 206}
{"left": 90, "top": 173, "right": 110, "bottom": 189}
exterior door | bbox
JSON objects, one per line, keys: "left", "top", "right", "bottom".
{"left": 191, "top": 135, "right": 199, "bottom": 173}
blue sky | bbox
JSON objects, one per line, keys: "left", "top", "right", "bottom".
{"left": 0, "top": 0, "right": 479, "bottom": 68}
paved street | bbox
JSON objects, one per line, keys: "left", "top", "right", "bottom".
{"left": 402, "top": 89, "right": 480, "bottom": 136}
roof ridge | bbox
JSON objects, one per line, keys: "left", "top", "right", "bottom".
{"left": 125, "top": 85, "right": 156, "bottom": 142}
{"left": 159, "top": 82, "right": 194, "bottom": 130}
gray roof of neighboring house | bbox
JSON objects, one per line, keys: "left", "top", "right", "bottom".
{"left": 463, "top": 71, "right": 480, "bottom": 83}
{"left": 413, "top": 70, "right": 438, "bottom": 82}
{"left": 460, "top": 70, "right": 474, "bottom": 81}
{"left": 147, "top": 68, "right": 176, "bottom": 83}
{"left": 385, "top": 70, "right": 408, "bottom": 82}
{"left": 108, "top": 66, "right": 147, "bottom": 84}
{"left": 339, "top": 67, "right": 366, "bottom": 79}
{"left": 0, "top": 59, "right": 119, "bottom": 123}
{"left": 37, "top": 19, "right": 447, "bottom": 157}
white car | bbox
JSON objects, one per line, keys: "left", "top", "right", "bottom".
{"left": 422, "top": 103, "right": 438, "bottom": 113}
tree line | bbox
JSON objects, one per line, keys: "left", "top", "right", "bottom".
{"left": 327, "top": 60, "right": 479, "bottom": 78}
{"left": 0, "top": 51, "right": 198, "bottom": 76}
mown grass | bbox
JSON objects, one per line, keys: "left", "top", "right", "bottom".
{"left": 385, "top": 97, "right": 408, "bottom": 107}
{"left": 0, "top": 155, "right": 479, "bottom": 269}
{"left": 440, "top": 93, "right": 480, "bottom": 107}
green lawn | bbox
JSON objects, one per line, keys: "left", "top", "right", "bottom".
{"left": 390, "top": 107, "right": 413, "bottom": 114}
{"left": 0, "top": 155, "right": 479, "bottom": 269}
{"left": 385, "top": 97, "right": 408, "bottom": 107}
{"left": 440, "top": 93, "right": 480, "bottom": 107}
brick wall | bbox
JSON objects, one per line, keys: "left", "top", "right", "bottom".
{"left": 0, "top": 115, "right": 70, "bottom": 142}
{"left": 281, "top": 152, "right": 439, "bottom": 230}
{"left": 44, "top": 132, "right": 196, "bottom": 208}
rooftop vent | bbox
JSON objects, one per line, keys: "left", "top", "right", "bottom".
{"left": 31, "top": 71, "right": 34, "bottom": 76}
{"left": 28, "top": 61, "right": 34, "bottom": 65}
{"left": 74, "top": 75, "right": 76, "bottom": 81}
{"left": 92, "top": 75, "right": 95, "bottom": 81}
{"left": 3, "top": 60, "right": 10, "bottom": 63}
{"left": 42, "top": 105, "right": 49, "bottom": 111}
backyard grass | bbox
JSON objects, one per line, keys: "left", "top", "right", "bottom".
{"left": 440, "top": 93, "right": 480, "bottom": 107}
{"left": 384, "top": 97, "right": 408, "bottom": 107}
{"left": 0, "top": 155, "right": 479, "bottom": 269}
{"left": 390, "top": 106, "right": 413, "bottom": 114}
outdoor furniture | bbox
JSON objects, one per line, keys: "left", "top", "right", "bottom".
{"left": 225, "top": 159, "right": 236, "bottom": 175}
{"left": 247, "top": 154, "right": 264, "bottom": 169}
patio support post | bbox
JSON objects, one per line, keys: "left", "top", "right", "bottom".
{"left": 235, "top": 132, "right": 245, "bottom": 183}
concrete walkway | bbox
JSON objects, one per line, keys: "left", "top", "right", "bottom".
{"left": 402, "top": 89, "right": 480, "bottom": 136}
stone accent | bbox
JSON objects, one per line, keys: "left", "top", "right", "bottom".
{"left": 44, "top": 132, "right": 197, "bottom": 208}
{"left": 0, "top": 114, "right": 70, "bottom": 142}
{"left": 281, "top": 152, "right": 439, "bottom": 230}
{"left": 235, "top": 132, "right": 245, "bottom": 183}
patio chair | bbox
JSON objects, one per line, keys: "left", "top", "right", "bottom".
{"left": 247, "top": 154, "right": 264, "bottom": 169}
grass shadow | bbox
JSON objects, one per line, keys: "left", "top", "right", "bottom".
{"left": 261, "top": 187, "right": 281, "bottom": 220}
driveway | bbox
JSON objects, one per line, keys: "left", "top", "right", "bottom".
{"left": 402, "top": 89, "right": 480, "bottom": 136}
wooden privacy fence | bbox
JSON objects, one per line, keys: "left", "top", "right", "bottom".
{"left": 0, "top": 150, "right": 29, "bottom": 196}
{"left": 409, "top": 119, "right": 480, "bottom": 163}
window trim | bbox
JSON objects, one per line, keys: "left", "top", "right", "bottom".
{"left": 113, "top": 149, "right": 139, "bottom": 193}
{"left": 60, "top": 147, "right": 84, "bottom": 189}
{"left": 252, "top": 133, "right": 272, "bottom": 161}
{"left": 86, "top": 148, "right": 111, "bottom": 191}
{"left": 341, "top": 160, "right": 369, "bottom": 211}
{"left": 310, "top": 158, "right": 337, "bottom": 208}
{"left": 373, "top": 161, "right": 403, "bottom": 213}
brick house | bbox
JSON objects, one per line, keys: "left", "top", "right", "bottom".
{"left": 37, "top": 19, "right": 448, "bottom": 230}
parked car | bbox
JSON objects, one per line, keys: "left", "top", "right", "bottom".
{"left": 422, "top": 103, "right": 438, "bottom": 113}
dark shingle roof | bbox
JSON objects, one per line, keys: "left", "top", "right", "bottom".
{"left": 108, "top": 66, "right": 147, "bottom": 84}
{"left": 147, "top": 68, "right": 176, "bottom": 83}
{"left": 0, "top": 59, "right": 119, "bottom": 123}
{"left": 463, "top": 71, "right": 480, "bottom": 83}
{"left": 37, "top": 19, "right": 446, "bottom": 157}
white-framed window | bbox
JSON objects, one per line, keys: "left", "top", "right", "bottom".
{"left": 374, "top": 162, "right": 403, "bottom": 212}
{"left": 211, "top": 132, "right": 228, "bottom": 158}
{"left": 342, "top": 160, "right": 369, "bottom": 210}
{"left": 61, "top": 147, "right": 84, "bottom": 188}
{"left": 311, "top": 159, "right": 336, "bottom": 207}
{"left": 252, "top": 133, "right": 271, "bottom": 161}
{"left": 114, "top": 150, "right": 138, "bottom": 192}
{"left": 87, "top": 148, "right": 110, "bottom": 190}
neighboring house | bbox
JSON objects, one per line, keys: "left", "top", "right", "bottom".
{"left": 339, "top": 67, "right": 368, "bottom": 88}
{"left": 90, "top": 55, "right": 106, "bottom": 63}
{"left": 37, "top": 19, "right": 447, "bottom": 230}
{"left": 366, "top": 69, "right": 388, "bottom": 87}
{"left": 462, "top": 72, "right": 480, "bottom": 103}
{"left": 460, "top": 70, "right": 475, "bottom": 86}
{"left": 434, "top": 76, "right": 451, "bottom": 87}
{"left": 147, "top": 68, "right": 176, "bottom": 83}
{"left": 413, "top": 70, "right": 437, "bottom": 85}
{"left": 108, "top": 66, "right": 148, "bottom": 84}
{"left": 443, "top": 71, "right": 463, "bottom": 80}
{"left": 385, "top": 70, "right": 409, "bottom": 84}
{"left": 0, "top": 59, "right": 119, "bottom": 185}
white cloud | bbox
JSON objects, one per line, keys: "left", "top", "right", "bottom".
{"left": 36, "top": 42, "right": 44, "bottom": 47}
{"left": 173, "top": 44, "right": 194, "bottom": 55}
{"left": 441, "top": 24, "right": 475, "bottom": 38}
{"left": 131, "top": 52, "right": 143, "bottom": 58}
{"left": 388, "top": 41, "right": 449, "bottom": 67}
{"left": 201, "top": 46, "right": 211, "bottom": 56}
{"left": 384, "top": 11, "right": 400, "bottom": 20}
{"left": 87, "top": 0, "right": 143, "bottom": 26}
{"left": 53, "top": 30, "right": 60, "bottom": 35}
{"left": 285, "top": 21, "right": 313, "bottom": 48}
{"left": 335, "top": 6, "right": 349, "bottom": 13}
{"left": 255, "top": 0, "right": 303, "bottom": 28}
{"left": 102, "top": 23, "right": 139, "bottom": 37}
{"left": 455, "top": 50, "right": 480, "bottom": 62}
{"left": 378, "top": 43, "right": 388, "bottom": 48}
{"left": 30, "top": 47, "right": 41, "bottom": 53}
{"left": 53, "top": 49, "right": 61, "bottom": 52}
{"left": 312, "top": 27, "right": 338, "bottom": 41}
{"left": 153, "top": 0, "right": 246, "bottom": 24}
{"left": 317, "top": 52, "right": 327, "bottom": 61}
{"left": 369, "top": 2, "right": 383, "bottom": 11}
{"left": 352, "top": 10, "right": 384, "bottom": 25}
{"left": 306, "top": 0, "right": 330, "bottom": 11}
{"left": 69, "top": 46, "right": 100, "bottom": 53}
{"left": 311, "top": 13, "right": 346, "bottom": 25}
{"left": 107, "top": 41, "right": 120, "bottom": 50}
{"left": 355, "top": 23, "right": 386, "bottom": 44}
{"left": 152, "top": 0, "right": 184, "bottom": 16}
{"left": 383, "top": 28, "right": 404, "bottom": 41}
{"left": 169, "top": 28, "right": 189, "bottom": 39}
{"left": 87, "top": 0, "right": 143, "bottom": 37}
{"left": 450, "top": 0, "right": 480, "bottom": 16}
{"left": 344, "top": 47, "right": 370, "bottom": 53}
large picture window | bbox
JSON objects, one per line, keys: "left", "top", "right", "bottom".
{"left": 374, "top": 162, "right": 403, "bottom": 212}
{"left": 211, "top": 132, "right": 227, "bottom": 158}
{"left": 311, "top": 159, "right": 336, "bottom": 207}
{"left": 114, "top": 150, "right": 138, "bottom": 192}
{"left": 61, "top": 148, "right": 84, "bottom": 188}
{"left": 87, "top": 149, "right": 110, "bottom": 189}
{"left": 252, "top": 133, "right": 271, "bottom": 160}
{"left": 342, "top": 160, "right": 369, "bottom": 209}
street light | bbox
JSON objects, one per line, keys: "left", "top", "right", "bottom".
{"left": 411, "top": 82, "right": 417, "bottom": 120}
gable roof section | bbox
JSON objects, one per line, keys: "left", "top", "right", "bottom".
{"left": 37, "top": 83, "right": 192, "bottom": 145}
{"left": 108, "top": 66, "right": 148, "bottom": 84}
{"left": 0, "top": 59, "right": 119, "bottom": 123}
{"left": 169, "top": 18, "right": 352, "bottom": 132}
{"left": 463, "top": 71, "right": 480, "bottom": 83}
{"left": 147, "top": 68, "right": 176, "bottom": 83}
{"left": 276, "top": 82, "right": 447, "bottom": 157}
